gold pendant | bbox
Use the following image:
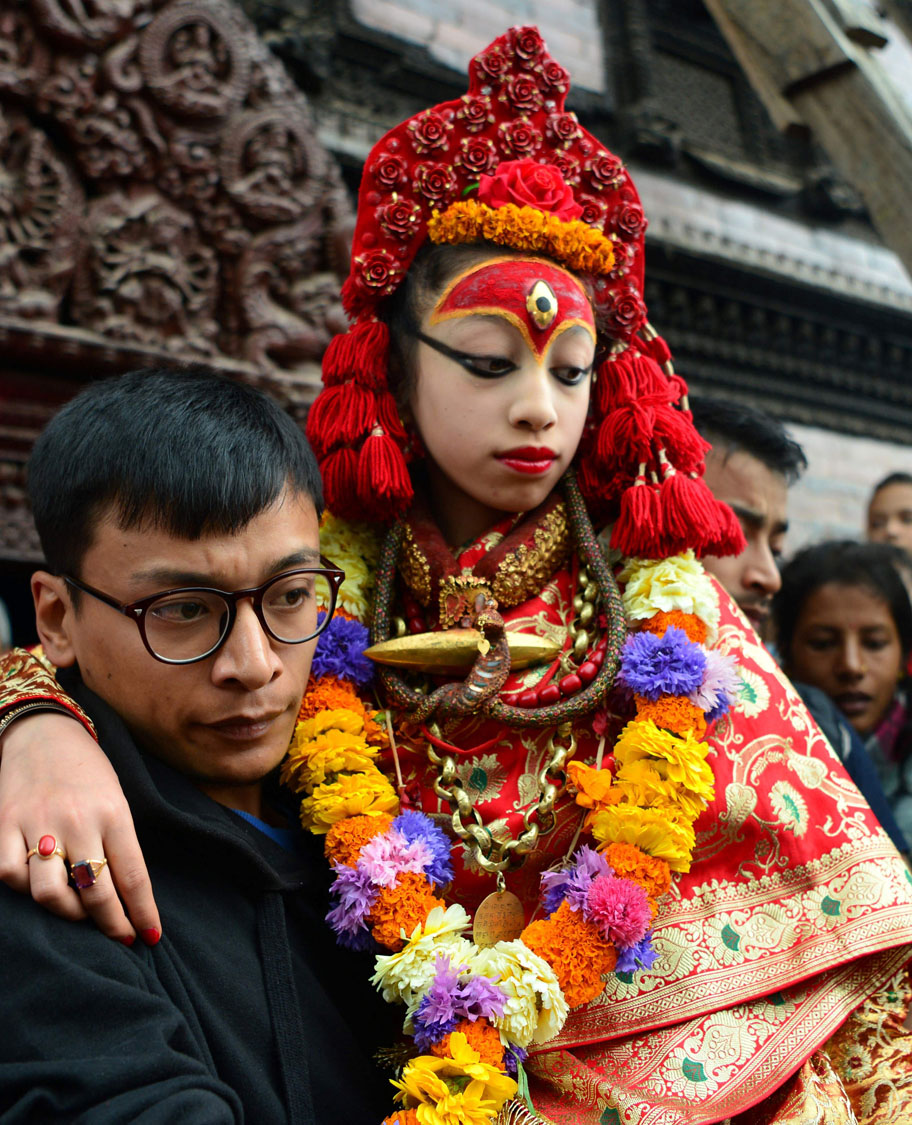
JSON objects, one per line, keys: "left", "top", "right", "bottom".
{"left": 364, "top": 628, "right": 559, "bottom": 675}
{"left": 473, "top": 887, "right": 525, "bottom": 948}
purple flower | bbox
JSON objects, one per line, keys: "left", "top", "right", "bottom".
{"left": 393, "top": 810, "right": 454, "bottom": 887}
{"left": 456, "top": 975, "right": 507, "bottom": 1022}
{"left": 689, "top": 648, "right": 741, "bottom": 722}
{"left": 413, "top": 956, "right": 464, "bottom": 1050}
{"left": 615, "top": 932, "right": 659, "bottom": 973}
{"left": 326, "top": 862, "right": 377, "bottom": 945}
{"left": 504, "top": 1044, "right": 528, "bottom": 1076}
{"left": 311, "top": 613, "right": 375, "bottom": 687}
{"left": 541, "top": 846, "right": 612, "bottom": 916}
{"left": 618, "top": 627, "right": 706, "bottom": 700}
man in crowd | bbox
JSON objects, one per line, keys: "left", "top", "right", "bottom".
{"left": 691, "top": 394, "right": 906, "bottom": 853}
{"left": 690, "top": 396, "right": 806, "bottom": 638}
{"left": 0, "top": 367, "right": 391, "bottom": 1121}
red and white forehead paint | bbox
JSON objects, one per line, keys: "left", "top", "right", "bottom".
{"left": 428, "top": 257, "right": 596, "bottom": 360}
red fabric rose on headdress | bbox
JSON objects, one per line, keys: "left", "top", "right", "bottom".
{"left": 477, "top": 159, "right": 583, "bottom": 222}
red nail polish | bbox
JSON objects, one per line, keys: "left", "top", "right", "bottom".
{"left": 141, "top": 928, "right": 161, "bottom": 946}
{"left": 119, "top": 934, "right": 136, "bottom": 947}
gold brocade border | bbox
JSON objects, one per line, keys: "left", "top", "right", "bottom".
{"left": 526, "top": 945, "right": 912, "bottom": 1125}
{"left": 545, "top": 841, "right": 912, "bottom": 1049}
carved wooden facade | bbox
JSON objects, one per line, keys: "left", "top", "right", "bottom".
{"left": 0, "top": 0, "right": 354, "bottom": 566}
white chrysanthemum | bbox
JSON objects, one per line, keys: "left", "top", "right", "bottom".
{"left": 318, "top": 513, "right": 381, "bottom": 622}
{"left": 619, "top": 552, "right": 719, "bottom": 637}
{"left": 371, "top": 905, "right": 472, "bottom": 1007}
{"left": 471, "top": 940, "right": 569, "bottom": 1048}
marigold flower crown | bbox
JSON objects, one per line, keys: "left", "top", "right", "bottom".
{"left": 305, "top": 25, "right": 744, "bottom": 561}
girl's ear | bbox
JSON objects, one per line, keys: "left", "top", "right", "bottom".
{"left": 31, "top": 572, "right": 78, "bottom": 667}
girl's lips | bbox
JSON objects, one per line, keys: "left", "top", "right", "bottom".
{"left": 496, "top": 447, "right": 558, "bottom": 475}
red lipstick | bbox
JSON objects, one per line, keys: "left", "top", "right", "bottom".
{"left": 496, "top": 446, "right": 558, "bottom": 475}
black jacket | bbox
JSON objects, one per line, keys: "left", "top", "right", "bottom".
{"left": 0, "top": 673, "right": 393, "bottom": 1123}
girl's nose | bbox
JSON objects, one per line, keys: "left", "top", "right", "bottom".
{"left": 507, "top": 365, "right": 558, "bottom": 431}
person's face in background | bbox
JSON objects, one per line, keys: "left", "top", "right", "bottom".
{"left": 785, "top": 582, "right": 903, "bottom": 736}
{"left": 701, "top": 447, "right": 789, "bottom": 635}
{"left": 867, "top": 482, "right": 912, "bottom": 552}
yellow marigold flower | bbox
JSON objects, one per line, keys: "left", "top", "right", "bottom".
{"left": 566, "top": 760, "right": 614, "bottom": 811}
{"left": 299, "top": 768, "right": 399, "bottom": 834}
{"left": 319, "top": 512, "right": 380, "bottom": 623}
{"left": 619, "top": 552, "right": 719, "bottom": 637}
{"left": 614, "top": 719, "right": 714, "bottom": 800}
{"left": 610, "top": 761, "right": 708, "bottom": 824}
{"left": 590, "top": 805, "right": 695, "bottom": 872}
{"left": 392, "top": 1033, "right": 517, "bottom": 1125}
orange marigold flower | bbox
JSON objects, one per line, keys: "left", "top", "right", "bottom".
{"left": 297, "top": 675, "right": 388, "bottom": 747}
{"left": 634, "top": 695, "right": 707, "bottom": 739}
{"left": 566, "top": 760, "right": 614, "bottom": 810}
{"left": 640, "top": 610, "right": 708, "bottom": 645}
{"left": 433, "top": 1018, "right": 505, "bottom": 1070}
{"left": 368, "top": 871, "right": 443, "bottom": 952}
{"left": 522, "top": 900, "right": 617, "bottom": 1008}
{"left": 602, "top": 842, "right": 672, "bottom": 900}
{"left": 382, "top": 1112, "right": 420, "bottom": 1125}
{"left": 324, "top": 812, "right": 395, "bottom": 868}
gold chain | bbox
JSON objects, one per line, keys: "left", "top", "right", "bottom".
{"left": 426, "top": 722, "right": 577, "bottom": 873}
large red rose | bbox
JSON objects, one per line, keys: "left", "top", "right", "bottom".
{"left": 478, "top": 158, "right": 583, "bottom": 221}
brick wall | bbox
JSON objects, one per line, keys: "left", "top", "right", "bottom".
{"left": 784, "top": 422, "right": 912, "bottom": 554}
{"left": 350, "top": 0, "right": 606, "bottom": 92}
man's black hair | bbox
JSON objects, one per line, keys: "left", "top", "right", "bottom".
{"left": 773, "top": 539, "right": 912, "bottom": 663}
{"left": 871, "top": 471, "right": 912, "bottom": 497}
{"left": 28, "top": 366, "right": 323, "bottom": 580}
{"left": 689, "top": 397, "right": 807, "bottom": 485}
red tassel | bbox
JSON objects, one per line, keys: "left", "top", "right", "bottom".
{"left": 305, "top": 383, "right": 377, "bottom": 458}
{"left": 636, "top": 331, "right": 672, "bottom": 369}
{"left": 320, "top": 448, "right": 362, "bottom": 521}
{"left": 596, "top": 402, "right": 656, "bottom": 467}
{"left": 660, "top": 468, "right": 721, "bottom": 553}
{"left": 373, "top": 390, "right": 408, "bottom": 443}
{"left": 321, "top": 320, "right": 390, "bottom": 390}
{"left": 653, "top": 405, "right": 710, "bottom": 476}
{"left": 357, "top": 429, "right": 413, "bottom": 516}
{"left": 702, "top": 498, "right": 746, "bottom": 559}
{"left": 610, "top": 477, "right": 664, "bottom": 558}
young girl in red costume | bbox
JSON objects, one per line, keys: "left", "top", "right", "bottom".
{"left": 3, "top": 26, "right": 912, "bottom": 1125}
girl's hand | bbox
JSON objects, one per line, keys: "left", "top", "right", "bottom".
{"left": 0, "top": 713, "right": 161, "bottom": 946}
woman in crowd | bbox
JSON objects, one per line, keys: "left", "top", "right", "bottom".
{"left": 2, "top": 27, "right": 912, "bottom": 1125}
{"left": 867, "top": 471, "right": 912, "bottom": 552}
{"left": 775, "top": 539, "right": 912, "bottom": 851}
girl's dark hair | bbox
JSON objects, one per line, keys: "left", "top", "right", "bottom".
{"left": 773, "top": 539, "right": 912, "bottom": 663}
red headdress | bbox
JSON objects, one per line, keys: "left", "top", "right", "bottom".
{"left": 306, "top": 25, "right": 742, "bottom": 558}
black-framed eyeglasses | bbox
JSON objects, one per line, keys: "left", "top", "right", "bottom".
{"left": 64, "top": 558, "right": 345, "bottom": 665}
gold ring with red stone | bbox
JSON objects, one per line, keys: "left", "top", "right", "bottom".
{"left": 25, "top": 834, "right": 67, "bottom": 863}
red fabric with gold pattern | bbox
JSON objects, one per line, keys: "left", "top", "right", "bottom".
{"left": 382, "top": 512, "right": 912, "bottom": 1122}
{"left": 428, "top": 257, "right": 595, "bottom": 360}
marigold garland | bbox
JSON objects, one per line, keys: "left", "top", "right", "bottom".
{"left": 428, "top": 199, "right": 616, "bottom": 277}
{"left": 282, "top": 535, "right": 733, "bottom": 1123}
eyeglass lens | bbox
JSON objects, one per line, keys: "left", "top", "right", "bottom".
{"left": 143, "top": 571, "right": 335, "bottom": 661}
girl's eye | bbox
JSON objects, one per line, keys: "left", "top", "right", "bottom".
{"left": 460, "top": 355, "right": 517, "bottom": 378}
{"left": 551, "top": 365, "right": 592, "bottom": 387}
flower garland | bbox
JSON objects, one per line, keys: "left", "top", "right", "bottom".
{"left": 281, "top": 532, "right": 737, "bottom": 1124}
{"left": 427, "top": 198, "right": 617, "bottom": 278}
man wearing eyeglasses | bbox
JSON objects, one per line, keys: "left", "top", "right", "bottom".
{"left": 0, "top": 367, "right": 391, "bottom": 1121}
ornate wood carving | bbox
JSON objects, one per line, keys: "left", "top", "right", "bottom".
{"left": 0, "top": 0, "right": 354, "bottom": 563}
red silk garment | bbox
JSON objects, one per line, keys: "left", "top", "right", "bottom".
{"left": 382, "top": 502, "right": 912, "bottom": 1123}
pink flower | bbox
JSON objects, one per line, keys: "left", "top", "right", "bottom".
{"left": 586, "top": 874, "right": 652, "bottom": 949}
{"left": 357, "top": 828, "right": 432, "bottom": 887}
